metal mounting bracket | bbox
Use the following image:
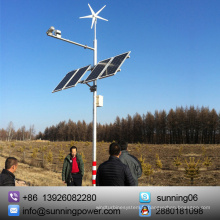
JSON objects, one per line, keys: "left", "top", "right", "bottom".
{"left": 90, "top": 85, "right": 97, "bottom": 92}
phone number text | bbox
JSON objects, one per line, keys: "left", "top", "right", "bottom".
{"left": 43, "top": 194, "right": 97, "bottom": 202}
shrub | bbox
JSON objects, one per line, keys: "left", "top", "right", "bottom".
{"left": 58, "top": 149, "right": 65, "bottom": 162}
{"left": 85, "top": 141, "right": 90, "bottom": 146}
{"left": 184, "top": 157, "right": 200, "bottom": 185}
{"left": 0, "top": 146, "right": 3, "bottom": 155}
{"left": 80, "top": 152, "right": 86, "bottom": 164}
{"left": 178, "top": 146, "right": 183, "bottom": 156}
{"left": 203, "top": 157, "right": 212, "bottom": 168}
{"left": 47, "top": 150, "right": 53, "bottom": 163}
{"left": 173, "top": 157, "right": 182, "bottom": 168}
{"left": 18, "top": 147, "right": 25, "bottom": 153}
{"left": 202, "top": 146, "right": 206, "bottom": 157}
{"left": 70, "top": 140, "right": 75, "bottom": 146}
{"left": 144, "top": 163, "right": 154, "bottom": 176}
{"left": 40, "top": 146, "right": 47, "bottom": 152}
{"left": 139, "top": 155, "right": 154, "bottom": 176}
{"left": 155, "top": 155, "right": 162, "bottom": 169}
{"left": 31, "top": 148, "right": 38, "bottom": 158}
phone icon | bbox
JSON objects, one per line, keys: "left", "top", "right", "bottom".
{"left": 8, "top": 191, "right": 20, "bottom": 203}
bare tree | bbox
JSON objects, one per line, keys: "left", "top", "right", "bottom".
{"left": 167, "top": 109, "right": 176, "bottom": 144}
{"left": 113, "top": 116, "right": 122, "bottom": 141}
{"left": 0, "top": 128, "right": 7, "bottom": 141}
{"left": 176, "top": 107, "right": 186, "bottom": 144}
{"left": 29, "top": 124, "right": 35, "bottom": 140}
{"left": 16, "top": 128, "right": 23, "bottom": 141}
{"left": 35, "top": 106, "right": 220, "bottom": 144}
{"left": 7, "top": 121, "right": 15, "bottom": 141}
{"left": 144, "top": 112, "right": 155, "bottom": 144}
{"left": 133, "top": 113, "right": 143, "bottom": 143}
{"left": 209, "top": 109, "right": 218, "bottom": 144}
{"left": 21, "top": 126, "right": 26, "bottom": 141}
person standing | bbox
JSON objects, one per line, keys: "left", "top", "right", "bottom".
{"left": 96, "top": 143, "right": 135, "bottom": 186}
{"left": 62, "top": 146, "right": 84, "bottom": 186}
{"left": 0, "top": 157, "right": 18, "bottom": 186}
{"left": 119, "top": 140, "right": 142, "bottom": 186}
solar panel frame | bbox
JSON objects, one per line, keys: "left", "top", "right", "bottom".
{"left": 52, "top": 70, "right": 78, "bottom": 93}
{"left": 64, "top": 65, "right": 91, "bottom": 90}
{"left": 83, "top": 58, "right": 113, "bottom": 83}
{"left": 99, "top": 51, "right": 131, "bottom": 79}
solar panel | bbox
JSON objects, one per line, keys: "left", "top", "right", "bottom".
{"left": 52, "top": 52, "right": 131, "bottom": 93}
{"left": 99, "top": 51, "right": 130, "bottom": 79}
{"left": 53, "top": 70, "right": 77, "bottom": 93}
{"left": 83, "top": 58, "right": 112, "bottom": 83}
{"left": 64, "top": 65, "right": 91, "bottom": 90}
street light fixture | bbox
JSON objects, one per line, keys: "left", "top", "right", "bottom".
{"left": 46, "top": 26, "right": 94, "bottom": 50}
{"left": 54, "top": 29, "right": 61, "bottom": 38}
{"left": 46, "top": 26, "right": 55, "bottom": 36}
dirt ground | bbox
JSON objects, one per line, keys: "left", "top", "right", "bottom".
{"left": 0, "top": 141, "right": 219, "bottom": 186}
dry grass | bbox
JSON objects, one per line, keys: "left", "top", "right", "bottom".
{"left": 0, "top": 141, "right": 220, "bottom": 186}
{"left": 0, "top": 156, "right": 63, "bottom": 186}
{"left": 0, "top": 155, "right": 93, "bottom": 186}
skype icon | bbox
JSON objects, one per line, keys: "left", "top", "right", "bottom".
{"left": 140, "top": 192, "right": 151, "bottom": 203}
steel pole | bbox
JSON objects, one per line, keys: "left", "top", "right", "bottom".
{"left": 92, "top": 21, "right": 97, "bottom": 186}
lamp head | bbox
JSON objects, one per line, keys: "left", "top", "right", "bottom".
{"left": 46, "top": 26, "right": 55, "bottom": 35}
{"left": 54, "top": 29, "right": 61, "bottom": 38}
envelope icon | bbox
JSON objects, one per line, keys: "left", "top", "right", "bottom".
{"left": 10, "top": 208, "right": 18, "bottom": 213}
{"left": 8, "top": 205, "right": 20, "bottom": 216}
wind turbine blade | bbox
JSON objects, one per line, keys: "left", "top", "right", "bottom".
{"left": 96, "top": 5, "right": 106, "bottom": 16}
{"left": 96, "top": 15, "right": 108, "bottom": 21}
{"left": 88, "top": 4, "right": 95, "bottom": 15}
{"left": 91, "top": 17, "right": 96, "bottom": 29}
{"left": 80, "top": 15, "right": 93, "bottom": 19}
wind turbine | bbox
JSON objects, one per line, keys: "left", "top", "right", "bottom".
{"left": 80, "top": 4, "right": 108, "bottom": 29}
{"left": 80, "top": 4, "right": 108, "bottom": 186}
{"left": 79, "top": 3, "right": 108, "bottom": 65}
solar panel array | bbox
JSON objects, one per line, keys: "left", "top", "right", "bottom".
{"left": 53, "top": 70, "right": 77, "bottom": 93}
{"left": 83, "top": 51, "right": 130, "bottom": 84}
{"left": 83, "top": 58, "right": 112, "bottom": 83}
{"left": 99, "top": 52, "right": 130, "bottom": 79}
{"left": 53, "top": 65, "right": 90, "bottom": 93}
{"left": 52, "top": 51, "right": 130, "bottom": 93}
{"left": 64, "top": 65, "right": 91, "bottom": 90}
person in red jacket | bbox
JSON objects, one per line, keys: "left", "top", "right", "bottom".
{"left": 62, "top": 146, "right": 84, "bottom": 186}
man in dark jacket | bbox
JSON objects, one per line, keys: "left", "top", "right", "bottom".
{"left": 119, "top": 140, "right": 142, "bottom": 186}
{"left": 62, "top": 146, "right": 84, "bottom": 186}
{"left": 0, "top": 157, "right": 18, "bottom": 186}
{"left": 96, "top": 143, "right": 135, "bottom": 186}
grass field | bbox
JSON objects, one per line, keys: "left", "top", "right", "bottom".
{"left": 0, "top": 141, "right": 219, "bottom": 186}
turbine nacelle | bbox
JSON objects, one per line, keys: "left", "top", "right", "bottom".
{"left": 80, "top": 4, "right": 108, "bottom": 29}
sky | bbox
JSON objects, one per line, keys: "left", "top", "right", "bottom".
{"left": 1, "top": 0, "right": 220, "bottom": 133}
